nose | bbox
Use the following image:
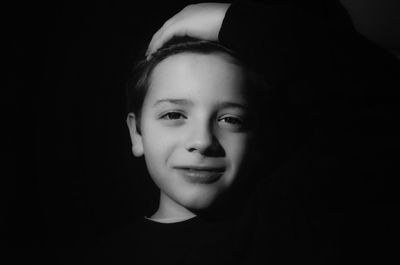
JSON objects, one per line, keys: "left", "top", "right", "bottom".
{"left": 184, "top": 123, "right": 224, "bottom": 156}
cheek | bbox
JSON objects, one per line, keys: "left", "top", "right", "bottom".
{"left": 220, "top": 133, "right": 251, "bottom": 168}
{"left": 141, "top": 119, "right": 179, "bottom": 162}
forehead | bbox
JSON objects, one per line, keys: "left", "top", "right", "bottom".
{"left": 146, "top": 52, "right": 248, "bottom": 103}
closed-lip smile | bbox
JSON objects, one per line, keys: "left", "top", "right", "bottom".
{"left": 174, "top": 166, "right": 225, "bottom": 172}
{"left": 174, "top": 166, "right": 225, "bottom": 184}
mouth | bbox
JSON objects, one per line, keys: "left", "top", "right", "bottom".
{"left": 174, "top": 166, "right": 225, "bottom": 184}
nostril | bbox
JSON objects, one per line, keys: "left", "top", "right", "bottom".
{"left": 187, "top": 147, "right": 197, "bottom": 153}
{"left": 185, "top": 138, "right": 225, "bottom": 157}
{"left": 204, "top": 142, "right": 225, "bottom": 157}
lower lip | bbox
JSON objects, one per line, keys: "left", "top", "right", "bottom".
{"left": 176, "top": 169, "right": 223, "bottom": 184}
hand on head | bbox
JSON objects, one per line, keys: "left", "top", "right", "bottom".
{"left": 146, "top": 3, "right": 231, "bottom": 60}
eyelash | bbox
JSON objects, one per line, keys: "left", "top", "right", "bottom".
{"left": 218, "top": 116, "right": 243, "bottom": 125}
{"left": 160, "top": 112, "right": 187, "bottom": 120}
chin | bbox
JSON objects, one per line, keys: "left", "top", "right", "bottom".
{"left": 179, "top": 188, "right": 231, "bottom": 212}
{"left": 182, "top": 196, "right": 217, "bottom": 210}
{"left": 172, "top": 189, "right": 214, "bottom": 209}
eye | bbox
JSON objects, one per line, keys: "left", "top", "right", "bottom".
{"left": 217, "top": 114, "right": 250, "bottom": 131}
{"left": 160, "top": 112, "right": 186, "bottom": 120}
{"left": 219, "top": 116, "right": 243, "bottom": 125}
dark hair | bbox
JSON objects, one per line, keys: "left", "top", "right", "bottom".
{"left": 126, "top": 36, "right": 271, "bottom": 134}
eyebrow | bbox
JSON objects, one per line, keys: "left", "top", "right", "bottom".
{"left": 217, "top": 102, "right": 248, "bottom": 110}
{"left": 153, "top": 98, "right": 194, "bottom": 107}
{"left": 153, "top": 98, "right": 248, "bottom": 109}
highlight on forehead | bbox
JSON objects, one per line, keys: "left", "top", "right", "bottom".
{"left": 147, "top": 41, "right": 242, "bottom": 82}
{"left": 147, "top": 50, "right": 245, "bottom": 91}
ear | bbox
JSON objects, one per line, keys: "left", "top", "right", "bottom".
{"left": 126, "top": 113, "right": 144, "bottom": 157}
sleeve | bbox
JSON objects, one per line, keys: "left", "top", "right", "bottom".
{"left": 218, "top": 0, "right": 400, "bottom": 101}
{"left": 218, "top": 1, "right": 356, "bottom": 84}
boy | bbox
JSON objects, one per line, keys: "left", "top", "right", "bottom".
{"left": 101, "top": 38, "right": 276, "bottom": 265}
{"left": 91, "top": 1, "right": 399, "bottom": 264}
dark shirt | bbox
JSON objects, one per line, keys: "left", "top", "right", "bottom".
{"left": 93, "top": 208, "right": 258, "bottom": 264}
{"left": 88, "top": 186, "right": 333, "bottom": 265}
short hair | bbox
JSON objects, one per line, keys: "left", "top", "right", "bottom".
{"left": 126, "top": 36, "right": 271, "bottom": 134}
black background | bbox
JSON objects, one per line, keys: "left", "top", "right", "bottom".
{"left": 10, "top": 1, "right": 206, "bottom": 261}
{"left": 7, "top": 0, "right": 400, "bottom": 263}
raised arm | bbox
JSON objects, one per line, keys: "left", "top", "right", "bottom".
{"left": 146, "top": 1, "right": 358, "bottom": 83}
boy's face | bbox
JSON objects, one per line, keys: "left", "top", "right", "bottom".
{"left": 128, "top": 52, "right": 255, "bottom": 214}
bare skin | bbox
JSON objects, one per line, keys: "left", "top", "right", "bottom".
{"left": 145, "top": 3, "right": 230, "bottom": 60}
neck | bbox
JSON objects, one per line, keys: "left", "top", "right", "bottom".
{"left": 150, "top": 192, "right": 196, "bottom": 223}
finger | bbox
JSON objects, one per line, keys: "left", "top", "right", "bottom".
{"left": 145, "top": 31, "right": 160, "bottom": 57}
{"left": 146, "top": 30, "right": 166, "bottom": 61}
{"left": 147, "top": 24, "right": 181, "bottom": 57}
{"left": 145, "top": 17, "right": 175, "bottom": 56}
{"left": 148, "top": 29, "right": 170, "bottom": 55}
{"left": 146, "top": 24, "right": 166, "bottom": 55}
